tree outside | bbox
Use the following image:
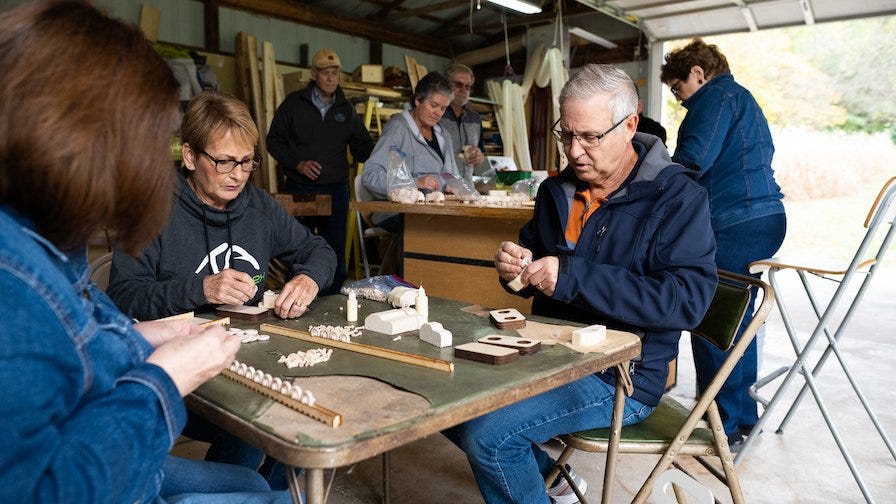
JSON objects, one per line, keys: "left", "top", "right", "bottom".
{"left": 659, "top": 16, "right": 896, "bottom": 267}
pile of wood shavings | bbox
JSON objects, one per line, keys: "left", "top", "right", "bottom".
{"left": 277, "top": 348, "right": 333, "bottom": 369}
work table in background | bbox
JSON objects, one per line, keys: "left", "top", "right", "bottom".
{"left": 350, "top": 200, "right": 533, "bottom": 313}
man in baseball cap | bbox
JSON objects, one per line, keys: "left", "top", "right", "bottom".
{"left": 267, "top": 48, "right": 373, "bottom": 294}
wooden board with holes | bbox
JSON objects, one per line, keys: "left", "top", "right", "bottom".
{"left": 454, "top": 342, "right": 519, "bottom": 365}
{"left": 478, "top": 334, "right": 541, "bottom": 355}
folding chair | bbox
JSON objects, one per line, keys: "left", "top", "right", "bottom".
{"left": 547, "top": 270, "right": 774, "bottom": 504}
{"left": 88, "top": 252, "right": 114, "bottom": 291}
{"left": 739, "top": 177, "right": 896, "bottom": 502}
{"left": 352, "top": 173, "right": 398, "bottom": 278}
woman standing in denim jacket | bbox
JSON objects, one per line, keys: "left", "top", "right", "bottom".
{"left": 0, "top": 2, "right": 287, "bottom": 502}
{"left": 661, "top": 38, "right": 787, "bottom": 452}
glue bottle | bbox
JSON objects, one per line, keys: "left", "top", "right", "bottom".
{"left": 346, "top": 290, "right": 358, "bottom": 323}
{"left": 415, "top": 285, "right": 428, "bottom": 324}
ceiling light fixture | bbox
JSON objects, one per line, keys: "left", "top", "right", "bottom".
{"left": 486, "top": 0, "right": 542, "bottom": 15}
{"left": 569, "top": 26, "right": 618, "bottom": 49}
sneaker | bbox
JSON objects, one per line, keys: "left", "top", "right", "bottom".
{"left": 547, "top": 464, "right": 588, "bottom": 504}
{"left": 727, "top": 433, "right": 746, "bottom": 453}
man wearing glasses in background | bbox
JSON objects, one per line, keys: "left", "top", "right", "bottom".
{"left": 446, "top": 64, "right": 717, "bottom": 503}
{"left": 439, "top": 63, "right": 490, "bottom": 177}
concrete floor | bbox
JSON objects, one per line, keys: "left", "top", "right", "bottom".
{"left": 176, "top": 267, "right": 896, "bottom": 503}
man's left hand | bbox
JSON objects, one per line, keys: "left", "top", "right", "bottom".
{"left": 524, "top": 256, "right": 559, "bottom": 297}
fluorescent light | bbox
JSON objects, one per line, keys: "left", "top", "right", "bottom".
{"left": 569, "top": 26, "right": 618, "bottom": 49}
{"left": 486, "top": 0, "right": 542, "bottom": 15}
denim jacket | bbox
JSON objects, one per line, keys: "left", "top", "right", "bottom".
{"left": 0, "top": 206, "right": 186, "bottom": 503}
{"left": 672, "top": 73, "right": 785, "bottom": 230}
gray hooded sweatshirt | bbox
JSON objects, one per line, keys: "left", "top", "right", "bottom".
{"left": 108, "top": 170, "right": 336, "bottom": 321}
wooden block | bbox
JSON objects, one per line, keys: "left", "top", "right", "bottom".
{"left": 353, "top": 64, "right": 384, "bottom": 84}
{"left": 507, "top": 272, "right": 526, "bottom": 292}
{"left": 404, "top": 55, "right": 419, "bottom": 90}
{"left": 489, "top": 308, "right": 527, "bottom": 329}
{"left": 454, "top": 342, "right": 519, "bottom": 365}
{"left": 571, "top": 324, "right": 607, "bottom": 346}
{"left": 364, "top": 307, "right": 420, "bottom": 335}
{"left": 282, "top": 70, "right": 312, "bottom": 95}
{"left": 420, "top": 322, "right": 452, "bottom": 348}
{"left": 388, "top": 286, "right": 418, "bottom": 308}
{"left": 216, "top": 304, "right": 271, "bottom": 321}
{"left": 139, "top": 4, "right": 160, "bottom": 42}
{"left": 478, "top": 334, "right": 541, "bottom": 355}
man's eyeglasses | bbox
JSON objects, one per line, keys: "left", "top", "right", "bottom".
{"left": 200, "top": 149, "right": 260, "bottom": 174}
{"left": 551, "top": 116, "right": 628, "bottom": 148}
{"left": 451, "top": 81, "right": 473, "bottom": 91}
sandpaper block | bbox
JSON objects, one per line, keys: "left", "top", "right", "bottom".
{"left": 216, "top": 304, "right": 271, "bottom": 321}
{"left": 489, "top": 308, "right": 527, "bottom": 330}
{"left": 478, "top": 334, "right": 541, "bottom": 355}
{"left": 454, "top": 342, "right": 519, "bottom": 365}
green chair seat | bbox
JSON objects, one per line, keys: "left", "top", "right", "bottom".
{"left": 567, "top": 396, "right": 716, "bottom": 451}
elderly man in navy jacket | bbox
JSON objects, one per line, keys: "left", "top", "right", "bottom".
{"left": 445, "top": 64, "right": 717, "bottom": 504}
{"left": 267, "top": 49, "right": 374, "bottom": 294}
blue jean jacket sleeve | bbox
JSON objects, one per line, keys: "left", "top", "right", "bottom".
{"left": 0, "top": 226, "right": 187, "bottom": 503}
{"left": 672, "top": 85, "right": 735, "bottom": 175}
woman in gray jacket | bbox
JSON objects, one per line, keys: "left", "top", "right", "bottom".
{"left": 361, "top": 72, "right": 462, "bottom": 206}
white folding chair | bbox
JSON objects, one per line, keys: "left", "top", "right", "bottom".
{"left": 739, "top": 177, "right": 896, "bottom": 503}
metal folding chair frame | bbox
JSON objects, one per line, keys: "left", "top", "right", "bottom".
{"left": 548, "top": 270, "right": 773, "bottom": 504}
{"left": 739, "top": 177, "right": 896, "bottom": 503}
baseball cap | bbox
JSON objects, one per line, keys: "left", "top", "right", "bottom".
{"left": 312, "top": 49, "right": 341, "bottom": 69}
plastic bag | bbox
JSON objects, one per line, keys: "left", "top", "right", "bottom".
{"left": 341, "top": 275, "right": 417, "bottom": 302}
{"left": 385, "top": 147, "right": 420, "bottom": 203}
{"left": 443, "top": 173, "right": 481, "bottom": 201}
{"left": 511, "top": 178, "right": 540, "bottom": 198}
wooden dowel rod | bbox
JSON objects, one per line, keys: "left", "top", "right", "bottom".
{"left": 221, "top": 369, "right": 342, "bottom": 428}
{"left": 260, "top": 324, "right": 454, "bottom": 373}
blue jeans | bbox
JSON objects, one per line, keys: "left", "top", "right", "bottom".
{"left": 692, "top": 213, "right": 786, "bottom": 438}
{"left": 443, "top": 374, "right": 654, "bottom": 504}
{"left": 284, "top": 181, "right": 349, "bottom": 295}
{"left": 159, "top": 456, "right": 292, "bottom": 503}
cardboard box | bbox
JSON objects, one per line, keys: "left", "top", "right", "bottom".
{"left": 282, "top": 69, "right": 312, "bottom": 95}
{"left": 353, "top": 64, "right": 384, "bottom": 84}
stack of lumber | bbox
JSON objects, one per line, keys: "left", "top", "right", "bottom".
{"left": 235, "top": 32, "right": 283, "bottom": 193}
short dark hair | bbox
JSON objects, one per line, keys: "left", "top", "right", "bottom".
{"left": 412, "top": 71, "right": 454, "bottom": 107}
{"left": 660, "top": 38, "right": 730, "bottom": 84}
{"left": 0, "top": 0, "right": 179, "bottom": 254}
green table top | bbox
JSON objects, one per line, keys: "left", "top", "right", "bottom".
{"left": 188, "top": 294, "right": 641, "bottom": 469}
